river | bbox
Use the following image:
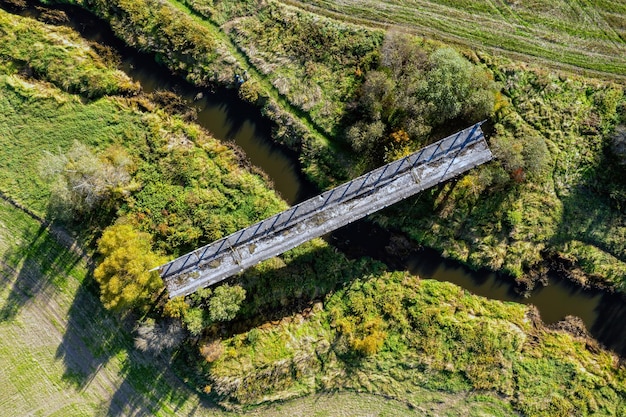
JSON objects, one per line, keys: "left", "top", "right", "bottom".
{"left": 4, "top": 0, "right": 626, "bottom": 357}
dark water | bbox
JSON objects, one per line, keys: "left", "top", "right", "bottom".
{"left": 408, "top": 253, "right": 626, "bottom": 356}
{"left": 5, "top": 1, "right": 626, "bottom": 357}
{"left": 118, "top": 59, "right": 313, "bottom": 204}
{"left": 3, "top": 0, "right": 311, "bottom": 204}
{"left": 333, "top": 222, "right": 626, "bottom": 357}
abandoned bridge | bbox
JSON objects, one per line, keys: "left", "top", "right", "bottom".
{"left": 158, "top": 123, "right": 493, "bottom": 298}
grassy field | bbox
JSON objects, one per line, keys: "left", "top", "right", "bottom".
{"left": 208, "top": 271, "right": 626, "bottom": 415}
{"left": 1, "top": 198, "right": 466, "bottom": 416}
{"left": 0, "top": 198, "right": 211, "bottom": 416}
{"left": 0, "top": 8, "right": 430, "bottom": 416}
{"left": 279, "top": 0, "right": 626, "bottom": 80}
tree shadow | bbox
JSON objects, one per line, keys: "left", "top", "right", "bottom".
{"left": 54, "top": 266, "right": 222, "bottom": 416}
{"left": 106, "top": 349, "right": 221, "bottom": 417}
{"left": 202, "top": 231, "right": 387, "bottom": 339}
{"left": 54, "top": 277, "right": 126, "bottom": 389}
{"left": 551, "top": 184, "right": 626, "bottom": 264}
{"left": 591, "top": 292, "right": 626, "bottom": 358}
{"left": 0, "top": 223, "right": 83, "bottom": 321}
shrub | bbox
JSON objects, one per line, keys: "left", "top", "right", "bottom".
{"left": 208, "top": 284, "right": 246, "bottom": 322}
{"left": 41, "top": 142, "right": 136, "bottom": 220}
{"left": 347, "top": 34, "right": 499, "bottom": 165}
{"left": 94, "top": 223, "right": 165, "bottom": 312}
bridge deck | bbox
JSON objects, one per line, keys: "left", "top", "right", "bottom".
{"left": 158, "top": 123, "right": 492, "bottom": 297}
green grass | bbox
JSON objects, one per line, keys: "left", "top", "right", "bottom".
{"left": 0, "top": 198, "right": 216, "bottom": 416}
{"left": 0, "top": 9, "right": 287, "bottom": 255}
{"left": 276, "top": 0, "right": 626, "bottom": 81}
{"left": 0, "top": 73, "right": 143, "bottom": 213}
{"left": 182, "top": 0, "right": 383, "bottom": 137}
{"left": 374, "top": 62, "right": 626, "bottom": 290}
{"left": 0, "top": 201, "right": 514, "bottom": 415}
{"left": 208, "top": 271, "right": 626, "bottom": 415}
{"left": 0, "top": 7, "right": 139, "bottom": 97}
{"left": 3, "top": 2, "right": 626, "bottom": 416}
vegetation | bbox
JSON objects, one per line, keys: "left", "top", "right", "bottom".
{"left": 0, "top": 5, "right": 139, "bottom": 97}
{"left": 379, "top": 62, "right": 626, "bottom": 290}
{"left": 2, "top": 1, "right": 626, "bottom": 417}
{"left": 208, "top": 271, "right": 626, "bottom": 415}
{"left": 271, "top": 0, "right": 626, "bottom": 80}
{"left": 94, "top": 223, "right": 165, "bottom": 312}
{"left": 41, "top": 142, "right": 137, "bottom": 221}
{"left": 0, "top": 1, "right": 284, "bottom": 324}
{"left": 346, "top": 32, "right": 498, "bottom": 165}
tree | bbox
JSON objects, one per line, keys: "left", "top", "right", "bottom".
{"left": 347, "top": 36, "right": 499, "bottom": 166}
{"left": 40, "top": 142, "right": 136, "bottom": 220}
{"left": 417, "top": 47, "right": 498, "bottom": 125}
{"left": 94, "top": 223, "right": 166, "bottom": 312}
{"left": 208, "top": 284, "right": 246, "bottom": 322}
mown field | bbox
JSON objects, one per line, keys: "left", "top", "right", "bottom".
{"left": 279, "top": 0, "right": 626, "bottom": 80}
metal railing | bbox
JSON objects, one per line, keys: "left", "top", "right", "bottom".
{"left": 158, "top": 122, "right": 485, "bottom": 280}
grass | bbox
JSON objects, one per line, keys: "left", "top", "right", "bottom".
{"left": 208, "top": 271, "right": 626, "bottom": 415}
{"left": 374, "top": 61, "right": 626, "bottom": 290}
{"left": 0, "top": 198, "right": 216, "bottom": 416}
{"left": 275, "top": 0, "right": 626, "bottom": 81}
{"left": 0, "top": 7, "right": 139, "bottom": 97}
{"left": 3, "top": 2, "right": 626, "bottom": 416}
{"left": 182, "top": 0, "right": 383, "bottom": 137}
{"left": 0, "top": 73, "right": 142, "bottom": 214}
{"left": 0, "top": 8, "right": 287, "bottom": 255}
{"left": 0, "top": 199, "right": 457, "bottom": 417}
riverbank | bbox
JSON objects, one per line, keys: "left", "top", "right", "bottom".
{"left": 1, "top": 1, "right": 626, "bottom": 416}
{"left": 35, "top": 0, "right": 626, "bottom": 298}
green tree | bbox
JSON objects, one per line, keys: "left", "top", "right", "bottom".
{"left": 94, "top": 223, "right": 165, "bottom": 312}
{"left": 208, "top": 284, "right": 246, "bottom": 322}
{"left": 418, "top": 47, "right": 497, "bottom": 124}
{"left": 348, "top": 36, "right": 499, "bottom": 165}
{"left": 183, "top": 307, "right": 207, "bottom": 336}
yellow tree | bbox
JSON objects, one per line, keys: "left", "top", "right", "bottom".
{"left": 94, "top": 223, "right": 166, "bottom": 312}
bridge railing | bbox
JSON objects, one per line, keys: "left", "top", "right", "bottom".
{"left": 159, "top": 122, "right": 484, "bottom": 280}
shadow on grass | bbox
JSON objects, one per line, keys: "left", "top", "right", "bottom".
{"left": 553, "top": 184, "right": 626, "bottom": 264}
{"left": 54, "top": 260, "right": 221, "bottom": 415}
{"left": 104, "top": 349, "right": 219, "bottom": 417}
{"left": 547, "top": 150, "right": 626, "bottom": 357}
{"left": 0, "top": 223, "right": 83, "bottom": 321}
{"left": 591, "top": 293, "right": 626, "bottom": 358}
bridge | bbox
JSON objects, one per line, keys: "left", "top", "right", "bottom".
{"left": 158, "top": 123, "right": 492, "bottom": 298}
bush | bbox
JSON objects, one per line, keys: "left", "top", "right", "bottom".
{"left": 208, "top": 284, "right": 246, "bottom": 322}
{"left": 40, "top": 142, "right": 136, "bottom": 220}
{"left": 94, "top": 223, "right": 165, "bottom": 312}
{"left": 347, "top": 34, "right": 499, "bottom": 165}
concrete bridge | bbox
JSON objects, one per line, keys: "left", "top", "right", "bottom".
{"left": 158, "top": 123, "right": 492, "bottom": 297}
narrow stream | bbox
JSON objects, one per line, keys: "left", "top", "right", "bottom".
{"left": 5, "top": 1, "right": 626, "bottom": 357}
{"left": 332, "top": 222, "right": 626, "bottom": 357}
{"left": 10, "top": 1, "right": 313, "bottom": 205}
{"left": 117, "top": 59, "right": 314, "bottom": 204}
